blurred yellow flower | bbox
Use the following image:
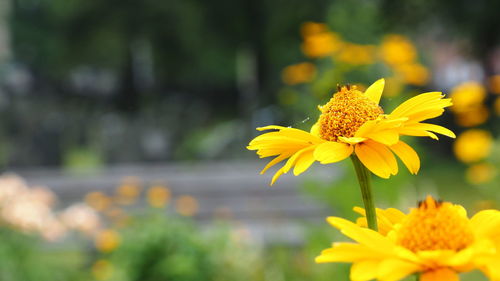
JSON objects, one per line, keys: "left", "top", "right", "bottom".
{"left": 380, "top": 34, "right": 417, "bottom": 66}
{"left": 300, "top": 22, "right": 329, "bottom": 38}
{"left": 488, "top": 75, "right": 500, "bottom": 94}
{"left": 316, "top": 196, "right": 500, "bottom": 281}
{"left": 281, "top": 62, "right": 316, "bottom": 85}
{"left": 92, "top": 259, "right": 114, "bottom": 280}
{"left": 301, "top": 32, "right": 343, "bottom": 58}
{"left": 454, "top": 105, "right": 490, "bottom": 127}
{"left": 147, "top": 185, "right": 171, "bottom": 208}
{"left": 466, "top": 162, "right": 497, "bottom": 185}
{"left": 175, "top": 195, "right": 199, "bottom": 216}
{"left": 248, "top": 79, "right": 454, "bottom": 184}
{"left": 394, "top": 63, "right": 430, "bottom": 86}
{"left": 450, "top": 81, "right": 486, "bottom": 113}
{"left": 104, "top": 207, "right": 130, "bottom": 227}
{"left": 85, "top": 191, "right": 111, "bottom": 211}
{"left": 95, "top": 229, "right": 121, "bottom": 253}
{"left": 335, "top": 43, "right": 376, "bottom": 65}
{"left": 115, "top": 178, "right": 142, "bottom": 205}
{"left": 453, "top": 129, "right": 493, "bottom": 163}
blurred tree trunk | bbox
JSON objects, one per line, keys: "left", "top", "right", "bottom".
{"left": 237, "top": 47, "right": 258, "bottom": 141}
{"left": 0, "top": 0, "right": 11, "bottom": 65}
{"left": 116, "top": 42, "right": 139, "bottom": 114}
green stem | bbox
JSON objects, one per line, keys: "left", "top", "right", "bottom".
{"left": 350, "top": 155, "right": 378, "bottom": 231}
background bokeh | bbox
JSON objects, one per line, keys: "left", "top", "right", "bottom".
{"left": 0, "top": 0, "right": 500, "bottom": 280}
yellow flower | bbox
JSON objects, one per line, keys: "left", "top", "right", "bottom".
{"left": 449, "top": 81, "right": 489, "bottom": 126}
{"left": 175, "top": 195, "right": 199, "bottom": 216}
{"left": 95, "top": 229, "right": 121, "bottom": 253}
{"left": 147, "top": 185, "right": 171, "bottom": 208}
{"left": 247, "top": 79, "right": 454, "bottom": 185}
{"left": 300, "top": 22, "right": 329, "bottom": 38}
{"left": 453, "top": 129, "right": 493, "bottom": 163}
{"left": 394, "top": 63, "right": 430, "bottom": 86}
{"left": 335, "top": 43, "right": 376, "bottom": 65}
{"left": 466, "top": 162, "right": 496, "bottom": 185}
{"left": 454, "top": 105, "right": 489, "bottom": 127}
{"left": 488, "top": 75, "right": 500, "bottom": 95}
{"left": 316, "top": 196, "right": 500, "bottom": 281}
{"left": 85, "top": 191, "right": 111, "bottom": 211}
{"left": 450, "top": 81, "right": 486, "bottom": 113}
{"left": 380, "top": 34, "right": 417, "bottom": 66}
{"left": 115, "top": 177, "right": 142, "bottom": 205}
{"left": 281, "top": 62, "right": 316, "bottom": 85}
{"left": 301, "top": 31, "right": 343, "bottom": 58}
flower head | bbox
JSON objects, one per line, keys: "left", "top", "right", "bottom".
{"left": 247, "top": 79, "right": 455, "bottom": 185}
{"left": 380, "top": 34, "right": 417, "bottom": 66}
{"left": 316, "top": 196, "right": 500, "bottom": 281}
{"left": 453, "top": 129, "right": 493, "bottom": 164}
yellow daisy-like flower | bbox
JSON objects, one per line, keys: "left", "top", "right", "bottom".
{"left": 316, "top": 196, "right": 500, "bottom": 281}
{"left": 247, "top": 79, "right": 455, "bottom": 185}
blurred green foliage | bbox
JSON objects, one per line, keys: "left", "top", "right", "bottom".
{"left": 0, "top": 227, "right": 88, "bottom": 281}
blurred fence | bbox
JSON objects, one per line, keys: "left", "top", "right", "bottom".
{"left": 15, "top": 161, "right": 339, "bottom": 245}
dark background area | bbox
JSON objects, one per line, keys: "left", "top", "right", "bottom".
{"left": 0, "top": 0, "right": 499, "bottom": 168}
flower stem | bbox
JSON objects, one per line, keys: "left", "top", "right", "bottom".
{"left": 350, "top": 155, "right": 378, "bottom": 231}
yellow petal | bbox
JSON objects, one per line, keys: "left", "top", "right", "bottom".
{"left": 293, "top": 147, "right": 316, "bottom": 175}
{"left": 420, "top": 268, "right": 459, "bottom": 281}
{"left": 249, "top": 141, "right": 306, "bottom": 157}
{"left": 446, "top": 240, "right": 495, "bottom": 268}
{"left": 248, "top": 126, "right": 325, "bottom": 185}
{"left": 355, "top": 140, "right": 398, "bottom": 178}
{"left": 389, "top": 141, "right": 420, "bottom": 174}
{"left": 313, "top": 142, "right": 353, "bottom": 164}
{"left": 402, "top": 99, "right": 452, "bottom": 121}
{"left": 404, "top": 108, "right": 445, "bottom": 123}
{"left": 260, "top": 153, "right": 293, "bottom": 174}
{"left": 310, "top": 121, "right": 320, "bottom": 137}
{"left": 480, "top": 257, "right": 500, "bottom": 280}
{"left": 316, "top": 243, "right": 384, "bottom": 263}
{"left": 270, "top": 168, "right": 285, "bottom": 186}
{"left": 352, "top": 207, "right": 404, "bottom": 236}
{"left": 364, "top": 78, "right": 385, "bottom": 104}
{"left": 377, "top": 259, "right": 421, "bottom": 281}
{"left": 397, "top": 127, "right": 439, "bottom": 140}
{"left": 350, "top": 260, "right": 379, "bottom": 281}
{"left": 255, "top": 126, "right": 324, "bottom": 143}
{"left": 403, "top": 123, "right": 456, "bottom": 139}
{"left": 338, "top": 136, "right": 366, "bottom": 144}
{"left": 282, "top": 146, "right": 314, "bottom": 173}
{"left": 389, "top": 92, "right": 447, "bottom": 119}
{"left": 365, "top": 129, "right": 400, "bottom": 146}
{"left": 470, "top": 209, "right": 500, "bottom": 238}
{"left": 380, "top": 208, "right": 407, "bottom": 225}
{"left": 355, "top": 118, "right": 406, "bottom": 146}
{"left": 256, "top": 125, "right": 288, "bottom": 131}
{"left": 326, "top": 217, "right": 395, "bottom": 251}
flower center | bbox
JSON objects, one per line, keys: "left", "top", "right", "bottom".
{"left": 318, "top": 86, "right": 383, "bottom": 141}
{"left": 396, "top": 196, "right": 474, "bottom": 252}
